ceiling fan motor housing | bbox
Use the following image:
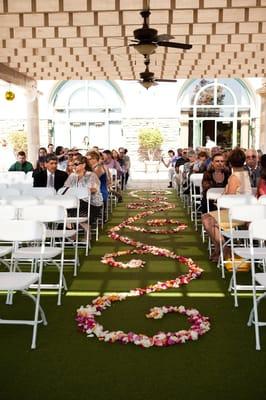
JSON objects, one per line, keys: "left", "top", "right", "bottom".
{"left": 133, "top": 27, "right": 158, "bottom": 42}
{"left": 140, "top": 69, "right": 154, "bottom": 81}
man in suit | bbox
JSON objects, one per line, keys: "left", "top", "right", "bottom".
{"left": 244, "top": 148, "right": 261, "bottom": 187}
{"left": 33, "top": 154, "right": 68, "bottom": 192}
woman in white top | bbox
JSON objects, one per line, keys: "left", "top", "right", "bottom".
{"left": 202, "top": 148, "right": 252, "bottom": 261}
{"left": 64, "top": 155, "right": 103, "bottom": 223}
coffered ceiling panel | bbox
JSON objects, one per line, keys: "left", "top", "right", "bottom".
{"left": 0, "top": 0, "right": 265, "bottom": 81}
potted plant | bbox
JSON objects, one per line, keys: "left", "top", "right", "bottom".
{"left": 138, "top": 128, "right": 163, "bottom": 172}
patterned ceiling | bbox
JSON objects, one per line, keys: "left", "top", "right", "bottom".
{"left": 0, "top": 0, "right": 266, "bottom": 82}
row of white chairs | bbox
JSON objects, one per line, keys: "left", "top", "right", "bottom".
{"left": 0, "top": 171, "right": 33, "bottom": 184}
{"left": 0, "top": 204, "right": 67, "bottom": 349}
{"left": 177, "top": 178, "right": 266, "bottom": 350}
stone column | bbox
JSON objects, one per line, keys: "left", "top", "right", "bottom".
{"left": 240, "top": 111, "right": 249, "bottom": 149}
{"left": 26, "top": 91, "right": 40, "bottom": 164}
{"left": 257, "top": 81, "right": 266, "bottom": 152}
{"left": 179, "top": 111, "right": 189, "bottom": 148}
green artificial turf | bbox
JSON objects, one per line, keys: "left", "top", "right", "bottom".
{"left": 0, "top": 190, "right": 265, "bottom": 400}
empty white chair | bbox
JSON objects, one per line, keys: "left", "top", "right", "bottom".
{"left": 190, "top": 173, "right": 203, "bottom": 230}
{"left": 258, "top": 195, "right": 266, "bottom": 205}
{"left": 18, "top": 204, "right": 67, "bottom": 305}
{"left": 229, "top": 204, "right": 266, "bottom": 307}
{"left": 5, "top": 171, "right": 26, "bottom": 183}
{"left": 43, "top": 195, "right": 80, "bottom": 276}
{"left": 7, "top": 195, "right": 39, "bottom": 209}
{"left": 0, "top": 188, "right": 20, "bottom": 202}
{"left": 217, "top": 195, "right": 257, "bottom": 279}
{"left": 248, "top": 219, "right": 266, "bottom": 350}
{"left": 0, "top": 205, "right": 18, "bottom": 270}
{"left": 21, "top": 186, "right": 56, "bottom": 199}
{"left": 0, "top": 220, "right": 47, "bottom": 349}
{"left": 58, "top": 187, "right": 91, "bottom": 256}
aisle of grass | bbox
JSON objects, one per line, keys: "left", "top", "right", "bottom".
{"left": 0, "top": 190, "right": 265, "bottom": 400}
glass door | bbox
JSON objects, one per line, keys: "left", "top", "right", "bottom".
{"left": 216, "top": 121, "right": 233, "bottom": 149}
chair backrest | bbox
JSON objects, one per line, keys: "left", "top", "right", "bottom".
{"left": 58, "top": 186, "right": 89, "bottom": 200}
{"left": 206, "top": 187, "right": 224, "bottom": 201}
{"left": 43, "top": 194, "right": 79, "bottom": 209}
{"left": 217, "top": 194, "right": 257, "bottom": 209}
{"left": 0, "top": 188, "right": 20, "bottom": 198}
{"left": 0, "top": 205, "right": 17, "bottom": 219}
{"left": 5, "top": 171, "right": 26, "bottom": 183}
{"left": 7, "top": 195, "right": 39, "bottom": 207}
{"left": 249, "top": 219, "right": 266, "bottom": 241}
{"left": 229, "top": 204, "right": 266, "bottom": 223}
{"left": 190, "top": 173, "right": 203, "bottom": 195}
{"left": 21, "top": 186, "right": 56, "bottom": 198}
{"left": 20, "top": 204, "right": 66, "bottom": 223}
{"left": 0, "top": 220, "right": 45, "bottom": 242}
{"left": 258, "top": 195, "right": 266, "bottom": 205}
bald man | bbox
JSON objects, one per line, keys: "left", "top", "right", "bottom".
{"left": 244, "top": 149, "right": 261, "bottom": 187}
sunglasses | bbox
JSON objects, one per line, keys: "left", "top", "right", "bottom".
{"left": 246, "top": 156, "right": 256, "bottom": 159}
{"left": 73, "top": 162, "right": 83, "bottom": 167}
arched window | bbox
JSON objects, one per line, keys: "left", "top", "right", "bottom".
{"left": 49, "top": 81, "right": 124, "bottom": 150}
{"left": 178, "top": 79, "right": 256, "bottom": 149}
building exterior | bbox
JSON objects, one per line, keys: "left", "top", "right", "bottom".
{"left": 0, "top": 77, "right": 265, "bottom": 169}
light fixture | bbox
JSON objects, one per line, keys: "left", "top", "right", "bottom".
{"left": 5, "top": 89, "right": 15, "bottom": 101}
{"left": 140, "top": 80, "right": 157, "bottom": 90}
{"left": 135, "top": 43, "right": 157, "bottom": 56}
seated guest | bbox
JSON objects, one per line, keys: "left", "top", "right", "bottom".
{"left": 244, "top": 148, "right": 261, "bottom": 187}
{"left": 8, "top": 151, "right": 33, "bottom": 173}
{"left": 64, "top": 155, "right": 103, "bottom": 224}
{"left": 201, "top": 153, "right": 230, "bottom": 214}
{"left": 55, "top": 146, "right": 67, "bottom": 171}
{"left": 33, "top": 154, "right": 68, "bottom": 191}
{"left": 47, "top": 143, "right": 55, "bottom": 154}
{"left": 33, "top": 156, "right": 46, "bottom": 177}
{"left": 202, "top": 148, "right": 251, "bottom": 262}
{"left": 256, "top": 154, "right": 266, "bottom": 197}
{"left": 103, "top": 150, "right": 122, "bottom": 177}
{"left": 87, "top": 150, "right": 109, "bottom": 220}
{"left": 192, "top": 151, "right": 208, "bottom": 173}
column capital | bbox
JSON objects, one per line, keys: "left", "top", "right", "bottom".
{"left": 256, "top": 83, "right": 266, "bottom": 97}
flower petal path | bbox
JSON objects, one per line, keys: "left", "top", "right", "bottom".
{"left": 76, "top": 191, "right": 210, "bottom": 348}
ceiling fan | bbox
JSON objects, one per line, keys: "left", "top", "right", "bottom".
{"left": 131, "top": 8, "right": 192, "bottom": 57}
{"left": 138, "top": 56, "right": 177, "bottom": 89}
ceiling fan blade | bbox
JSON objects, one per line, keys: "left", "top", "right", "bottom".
{"left": 157, "top": 41, "right": 192, "bottom": 50}
{"left": 155, "top": 79, "right": 177, "bottom": 82}
{"left": 156, "top": 34, "right": 175, "bottom": 42}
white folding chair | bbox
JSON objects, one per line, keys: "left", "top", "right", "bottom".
{"left": 58, "top": 187, "right": 91, "bottom": 256}
{"left": 229, "top": 204, "right": 266, "bottom": 307}
{"left": 258, "top": 195, "right": 266, "bottom": 205}
{"left": 248, "top": 219, "right": 266, "bottom": 350}
{"left": 18, "top": 204, "right": 67, "bottom": 305}
{"left": 7, "top": 195, "right": 39, "bottom": 208}
{"left": 5, "top": 171, "right": 26, "bottom": 183}
{"left": 21, "top": 186, "right": 56, "bottom": 199}
{"left": 43, "top": 195, "right": 80, "bottom": 276}
{"left": 190, "top": 173, "right": 203, "bottom": 230}
{"left": 217, "top": 195, "right": 257, "bottom": 279}
{"left": 0, "top": 188, "right": 20, "bottom": 202}
{"left": 0, "top": 220, "right": 47, "bottom": 349}
{"left": 0, "top": 205, "right": 18, "bottom": 270}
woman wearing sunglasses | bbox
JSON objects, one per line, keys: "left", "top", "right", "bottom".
{"left": 64, "top": 155, "right": 103, "bottom": 224}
